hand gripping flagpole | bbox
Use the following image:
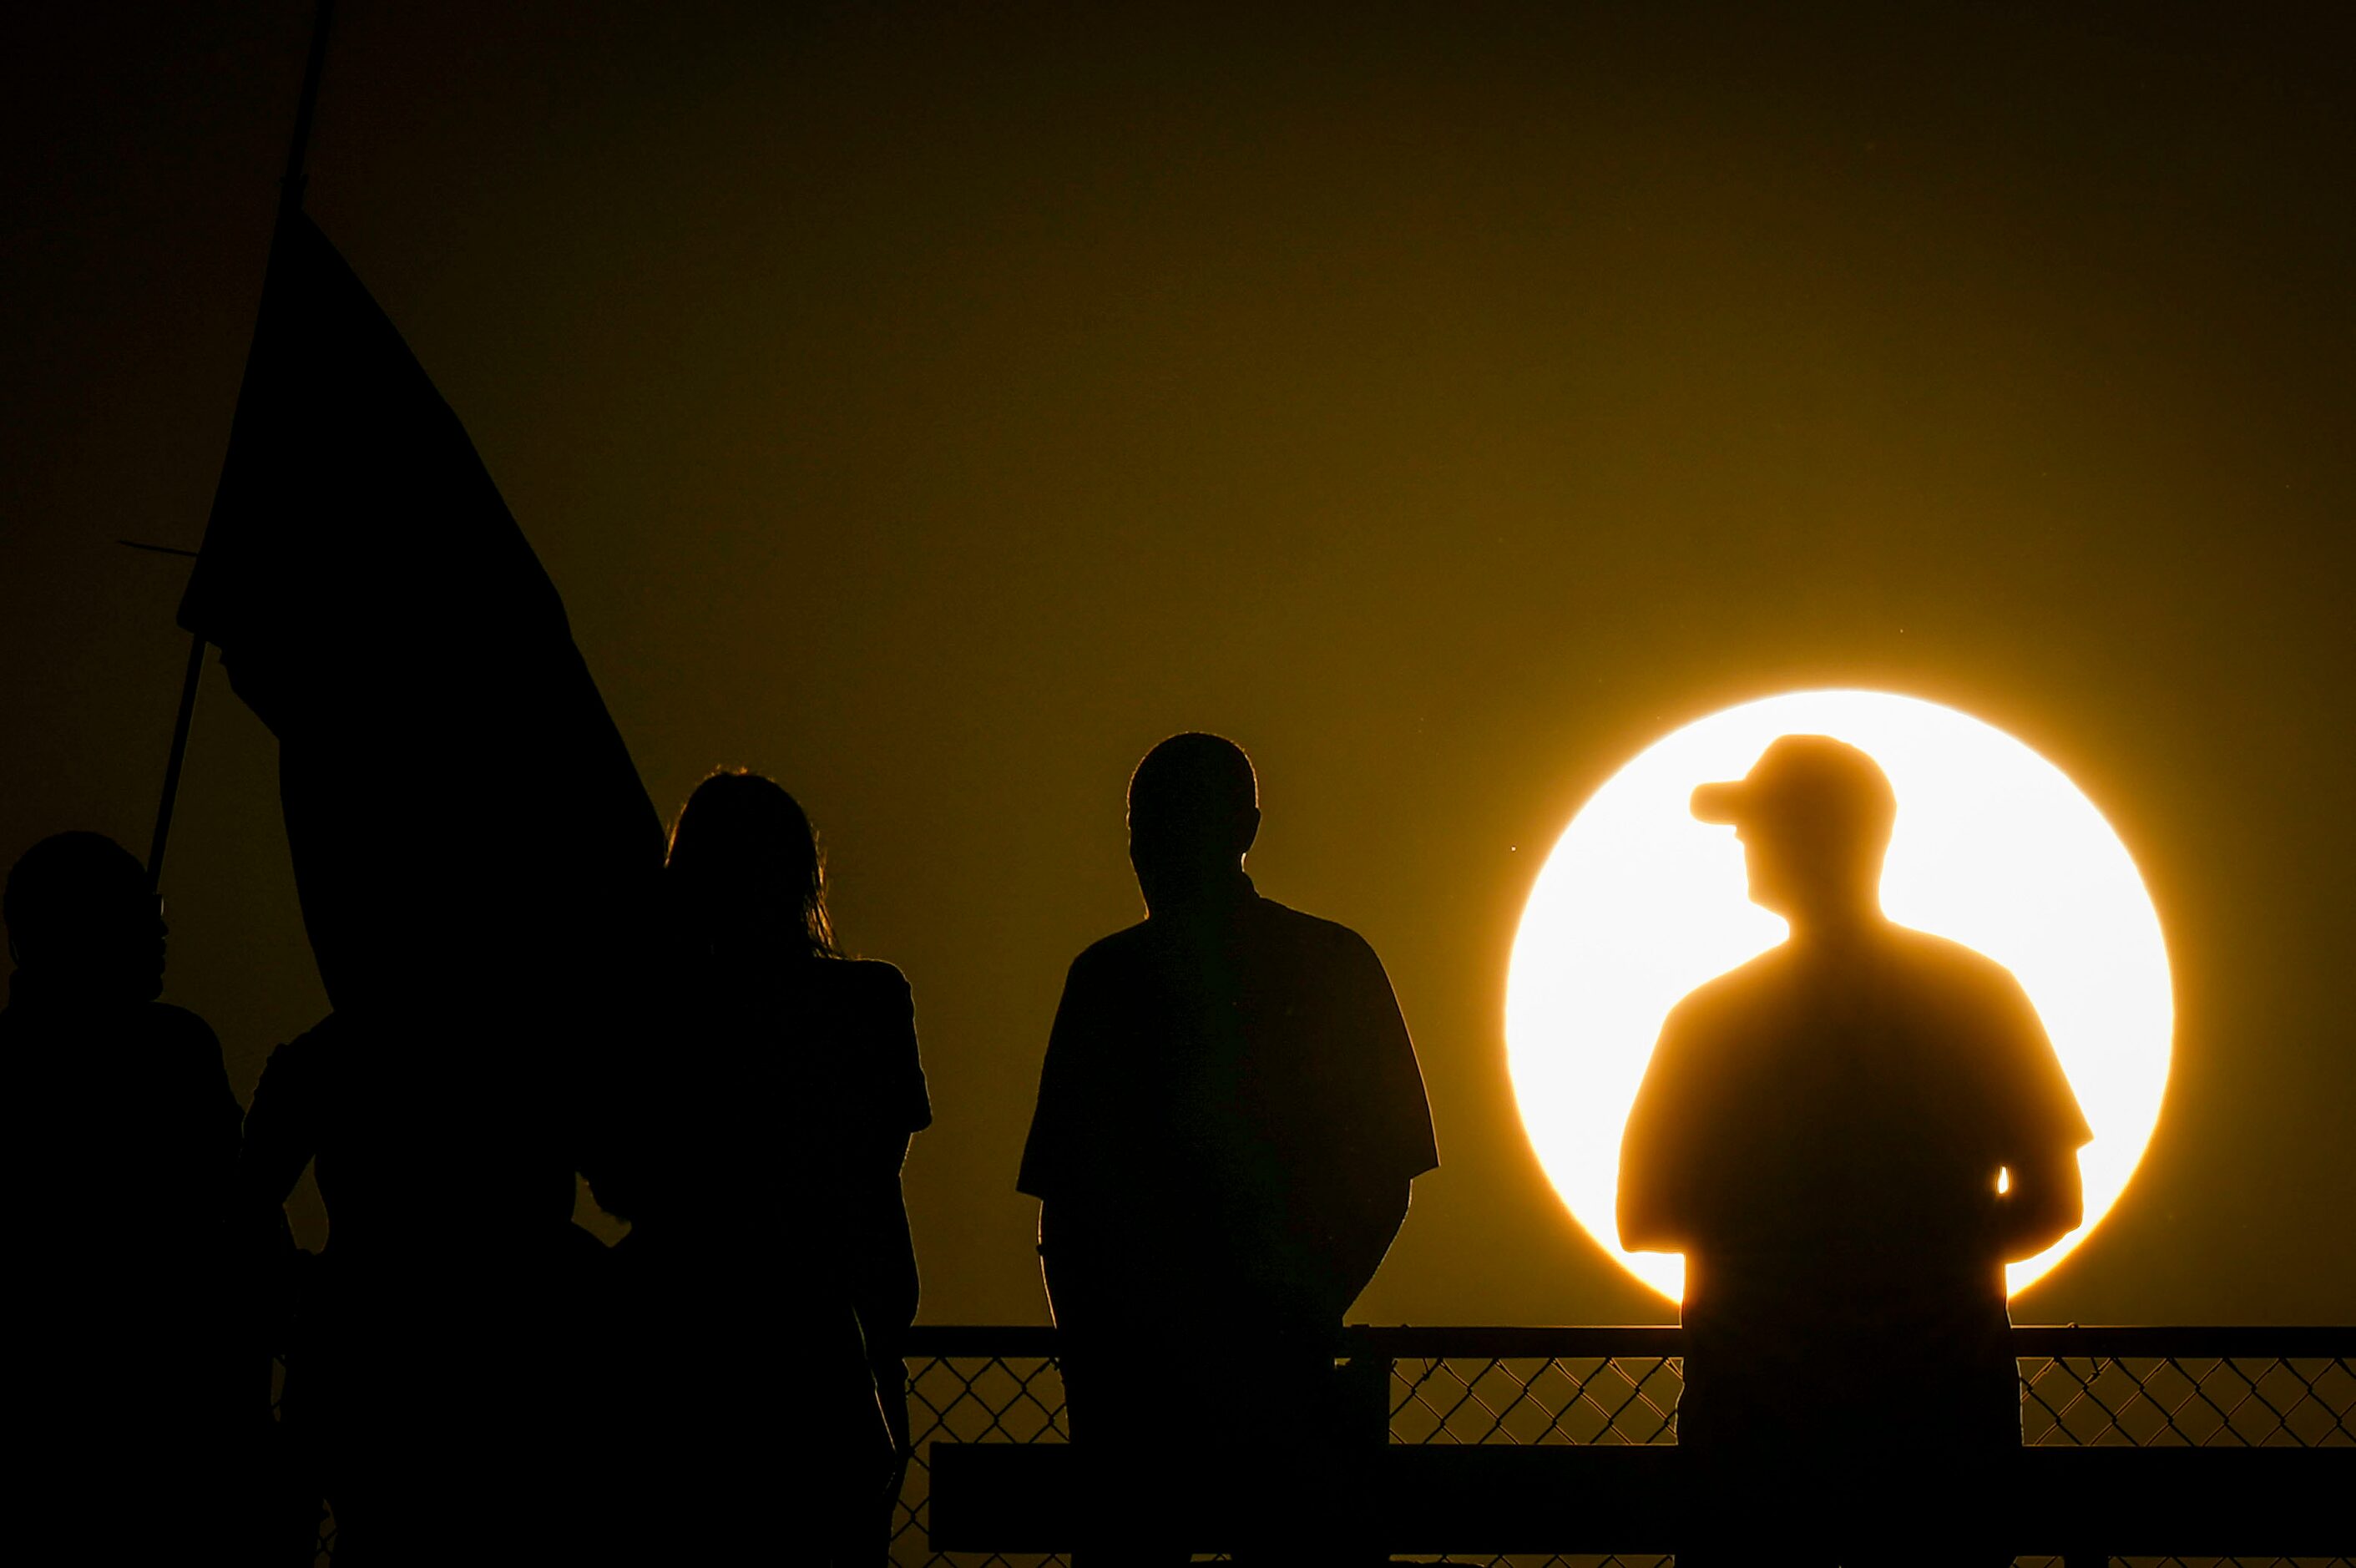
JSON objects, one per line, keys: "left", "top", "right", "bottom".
{"left": 146, "top": 0, "right": 338, "bottom": 887}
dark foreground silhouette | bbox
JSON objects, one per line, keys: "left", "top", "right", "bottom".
{"left": 240, "top": 1012, "right": 614, "bottom": 1565}
{"left": 1019, "top": 733, "right": 1439, "bottom": 1565}
{"left": 0, "top": 834, "right": 300, "bottom": 1560}
{"left": 1620, "top": 734, "right": 2091, "bottom": 1566}
{"left": 593, "top": 768, "right": 931, "bottom": 1566}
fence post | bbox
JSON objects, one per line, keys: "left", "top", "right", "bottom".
{"left": 1334, "top": 1351, "right": 1393, "bottom": 1565}
{"left": 1336, "top": 1351, "right": 1391, "bottom": 1447}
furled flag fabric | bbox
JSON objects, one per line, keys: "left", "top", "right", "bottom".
{"left": 180, "top": 211, "right": 661, "bottom": 1028}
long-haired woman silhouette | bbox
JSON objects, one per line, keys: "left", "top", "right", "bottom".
{"left": 609, "top": 768, "right": 931, "bottom": 1563}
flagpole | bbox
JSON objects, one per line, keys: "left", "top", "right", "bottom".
{"left": 275, "top": 0, "right": 339, "bottom": 224}
{"left": 147, "top": 0, "right": 338, "bottom": 887}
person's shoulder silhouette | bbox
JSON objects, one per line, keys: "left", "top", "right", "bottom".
{"left": 790, "top": 953, "right": 932, "bottom": 1141}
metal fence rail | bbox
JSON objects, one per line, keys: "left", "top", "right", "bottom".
{"left": 896, "top": 1325, "right": 2356, "bottom": 1568}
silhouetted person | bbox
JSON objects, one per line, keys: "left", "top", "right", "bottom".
{"left": 594, "top": 769, "right": 915, "bottom": 1564}
{"left": 1619, "top": 735, "right": 2092, "bottom": 1565}
{"left": 1019, "top": 734, "right": 1438, "bottom": 1565}
{"left": 0, "top": 833, "right": 265, "bottom": 1556}
{"left": 242, "top": 1024, "right": 614, "bottom": 1559}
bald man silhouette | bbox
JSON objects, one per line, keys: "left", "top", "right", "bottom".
{"left": 1620, "top": 735, "right": 2091, "bottom": 1565}
{"left": 1020, "top": 733, "right": 1437, "bottom": 1565}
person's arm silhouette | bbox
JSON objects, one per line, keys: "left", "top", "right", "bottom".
{"left": 240, "top": 1015, "right": 334, "bottom": 1213}
{"left": 1018, "top": 949, "right": 1115, "bottom": 1317}
{"left": 1981, "top": 969, "right": 2091, "bottom": 1260}
{"left": 234, "top": 1015, "right": 340, "bottom": 1360}
{"left": 1618, "top": 1001, "right": 1706, "bottom": 1256}
{"left": 1997, "top": 1147, "right": 2083, "bottom": 1259}
{"left": 1310, "top": 1182, "right": 1411, "bottom": 1318}
{"left": 1297, "top": 931, "right": 1433, "bottom": 1319}
{"left": 839, "top": 963, "right": 929, "bottom": 1354}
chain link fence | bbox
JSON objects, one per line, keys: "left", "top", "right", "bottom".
{"left": 895, "top": 1326, "right": 2355, "bottom": 1568}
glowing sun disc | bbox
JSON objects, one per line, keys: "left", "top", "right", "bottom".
{"left": 1505, "top": 690, "right": 2172, "bottom": 1301}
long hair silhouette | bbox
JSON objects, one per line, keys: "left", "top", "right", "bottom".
{"left": 665, "top": 766, "right": 840, "bottom": 958}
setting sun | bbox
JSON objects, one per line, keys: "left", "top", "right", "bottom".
{"left": 1506, "top": 690, "right": 2173, "bottom": 1301}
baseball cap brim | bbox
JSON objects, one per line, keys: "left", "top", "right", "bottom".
{"left": 1690, "top": 779, "right": 1749, "bottom": 824}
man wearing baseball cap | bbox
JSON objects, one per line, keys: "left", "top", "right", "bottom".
{"left": 1618, "top": 735, "right": 2092, "bottom": 1564}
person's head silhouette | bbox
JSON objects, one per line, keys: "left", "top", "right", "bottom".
{"left": 1692, "top": 735, "right": 1896, "bottom": 939}
{"left": 3, "top": 832, "right": 167, "bottom": 1002}
{"left": 665, "top": 767, "right": 838, "bottom": 957}
{"left": 1128, "top": 732, "right": 1260, "bottom": 914}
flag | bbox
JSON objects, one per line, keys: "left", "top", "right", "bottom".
{"left": 181, "top": 212, "right": 661, "bottom": 1023}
